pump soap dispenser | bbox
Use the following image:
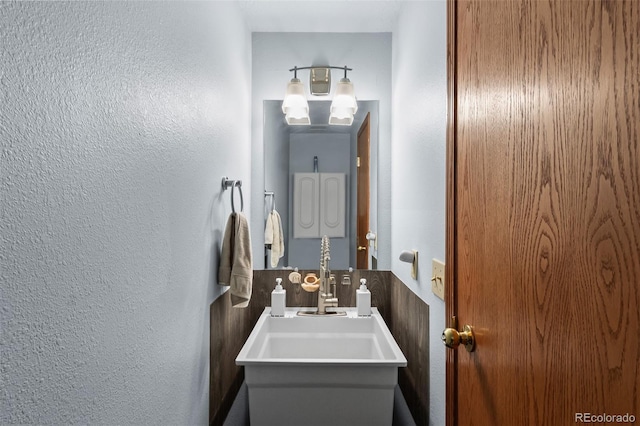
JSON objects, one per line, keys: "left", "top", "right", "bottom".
{"left": 356, "top": 278, "right": 371, "bottom": 317}
{"left": 271, "top": 278, "right": 286, "bottom": 317}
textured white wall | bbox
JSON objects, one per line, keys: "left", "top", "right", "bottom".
{"left": 0, "top": 2, "right": 250, "bottom": 423}
{"left": 391, "top": 2, "right": 448, "bottom": 425}
{"left": 251, "top": 32, "right": 392, "bottom": 269}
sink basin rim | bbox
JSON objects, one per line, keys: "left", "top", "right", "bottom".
{"left": 236, "top": 307, "right": 407, "bottom": 367}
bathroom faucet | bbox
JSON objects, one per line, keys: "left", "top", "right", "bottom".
{"left": 318, "top": 236, "right": 338, "bottom": 314}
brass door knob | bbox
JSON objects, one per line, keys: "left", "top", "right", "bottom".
{"left": 442, "top": 324, "right": 476, "bottom": 352}
{"left": 357, "top": 246, "right": 367, "bottom": 251}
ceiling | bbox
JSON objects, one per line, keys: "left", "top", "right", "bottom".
{"left": 236, "top": 0, "right": 404, "bottom": 33}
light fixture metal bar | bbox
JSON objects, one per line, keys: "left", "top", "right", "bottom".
{"left": 288, "top": 65, "right": 353, "bottom": 96}
{"left": 288, "top": 65, "right": 352, "bottom": 73}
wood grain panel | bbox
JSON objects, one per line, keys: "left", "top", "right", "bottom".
{"left": 209, "top": 291, "right": 252, "bottom": 426}
{"left": 452, "top": 0, "right": 640, "bottom": 424}
{"left": 251, "top": 269, "right": 391, "bottom": 317}
{"left": 390, "top": 274, "right": 430, "bottom": 426}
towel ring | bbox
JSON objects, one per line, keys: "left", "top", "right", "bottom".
{"left": 222, "top": 177, "right": 244, "bottom": 213}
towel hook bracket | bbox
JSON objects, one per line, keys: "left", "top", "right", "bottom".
{"left": 221, "top": 176, "right": 243, "bottom": 213}
{"left": 222, "top": 177, "right": 242, "bottom": 190}
{"left": 265, "top": 191, "right": 276, "bottom": 212}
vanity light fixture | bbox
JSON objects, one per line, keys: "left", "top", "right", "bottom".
{"left": 282, "top": 65, "right": 357, "bottom": 126}
{"left": 329, "top": 69, "right": 358, "bottom": 126}
{"left": 282, "top": 70, "right": 310, "bottom": 125}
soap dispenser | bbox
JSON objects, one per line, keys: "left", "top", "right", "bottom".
{"left": 271, "top": 278, "right": 286, "bottom": 317}
{"left": 356, "top": 278, "right": 371, "bottom": 317}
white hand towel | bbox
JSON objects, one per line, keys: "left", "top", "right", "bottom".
{"left": 264, "top": 211, "right": 274, "bottom": 245}
{"left": 269, "top": 210, "right": 285, "bottom": 268}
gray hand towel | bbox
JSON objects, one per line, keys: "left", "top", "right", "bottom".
{"left": 218, "top": 212, "right": 253, "bottom": 308}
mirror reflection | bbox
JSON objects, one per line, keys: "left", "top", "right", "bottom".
{"left": 262, "top": 100, "right": 379, "bottom": 270}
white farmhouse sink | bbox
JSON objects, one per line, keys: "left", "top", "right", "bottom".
{"left": 236, "top": 307, "right": 407, "bottom": 426}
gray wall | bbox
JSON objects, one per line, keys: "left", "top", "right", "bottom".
{"left": 0, "top": 2, "right": 251, "bottom": 423}
{"left": 391, "top": 2, "right": 448, "bottom": 425}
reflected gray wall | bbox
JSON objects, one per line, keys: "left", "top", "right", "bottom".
{"left": 288, "top": 133, "right": 350, "bottom": 268}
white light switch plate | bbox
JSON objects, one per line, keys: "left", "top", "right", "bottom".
{"left": 432, "top": 259, "right": 445, "bottom": 300}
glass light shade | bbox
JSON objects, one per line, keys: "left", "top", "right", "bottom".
{"left": 329, "top": 78, "right": 357, "bottom": 125}
{"left": 282, "top": 78, "right": 310, "bottom": 125}
{"left": 285, "top": 110, "right": 311, "bottom": 125}
{"left": 286, "top": 106, "right": 309, "bottom": 119}
{"left": 331, "top": 106, "right": 354, "bottom": 119}
{"left": 328, "top": 111, "right": 354, "bottom": 126}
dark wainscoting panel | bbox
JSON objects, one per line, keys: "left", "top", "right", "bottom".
{"left": 251, "top": 269, "right": 391, "bottom": 318}
{"left": 390, "top": 274, "right": 430, "bottom": 426}
{"left": 209, "top": 291, "right": 251, "bottom": 426}
{"left": 209, "top": 269, "right": 428, "bottom": 425}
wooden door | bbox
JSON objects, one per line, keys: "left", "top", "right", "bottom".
{"left": 357, "top": 112, "right": 371, "bottom": 269}
{"left": 446, "top": 1, "right": 640, "bottom": 425}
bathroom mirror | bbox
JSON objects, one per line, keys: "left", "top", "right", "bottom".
{"left": 262, "top": 100, "right": 379, "bottom": 270}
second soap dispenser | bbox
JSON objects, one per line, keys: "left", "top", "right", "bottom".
{"left": 271, "top": 278, "right": 286, "bottom": 317}
{"left": 356, "top": 278, "right": 371, "bottom": 317}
